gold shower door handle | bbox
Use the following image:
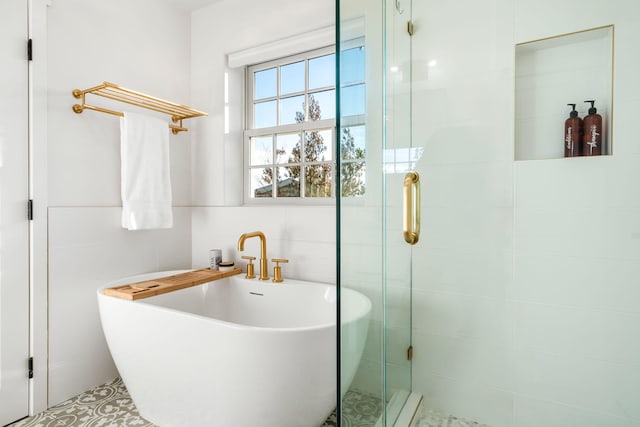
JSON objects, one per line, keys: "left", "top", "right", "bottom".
{"left": 403, "top": 171, "right": 421, "bottom": 245}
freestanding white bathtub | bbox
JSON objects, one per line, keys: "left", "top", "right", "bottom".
{"left": 97, "top": 270, "right": 370, "bottom": 427}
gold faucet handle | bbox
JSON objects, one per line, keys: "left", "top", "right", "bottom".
{"left": 241, "top": 256, "right": 256, "bottom": 279}
{"left": 271, "top": 258, "right": 288, "bottom": 283}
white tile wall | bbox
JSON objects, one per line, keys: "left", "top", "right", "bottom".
{"left": 48, "top": 207, "right": 192, "bottom": 405}
{"left": 190, "top": 0, "right": 334, "bottom": 206}
{"left": 45, "top": 0, "right": 194, "bottom": 407}
{"left": 41, "top": 1, "right": 640, "bottom": 425}
{"left": 513, "top": 396, "right": 640, "bottom": 427}
{"left": 191, "top": 206, "right": 336, "bottom": 284}
{"left": 47, "top": 0, "right": 192, "bottom": 207}
{"left": 410, "top": 0, "right": 640, "bottom": 426}
{"left": 414, "top": 372, "right": 514, "bottom": 427}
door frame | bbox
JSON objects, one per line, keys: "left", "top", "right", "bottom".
{"left": 29, "top": 0, "right": 50, "bottom": 416}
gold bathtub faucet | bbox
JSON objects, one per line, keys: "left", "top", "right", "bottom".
{"left": 237, "top": 231, "right": 269, "bottom": 280}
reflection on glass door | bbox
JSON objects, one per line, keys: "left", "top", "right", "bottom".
{"left": 383, "top": 0, "right": 413, "bottom": 424}
{"left": 339, "top": 0, "right": 413, "bottom": 425}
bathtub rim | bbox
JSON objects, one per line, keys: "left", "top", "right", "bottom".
{"left": 98, "top": 270, "right": 371, "bottom": 333}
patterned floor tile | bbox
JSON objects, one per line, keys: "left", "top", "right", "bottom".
{"left": 341, "top": 389, "right": 384, "bottom": 427}
{"left": 8, "top": 378, "right": 382, "bottom": 427}
{"left": 414, "top": 408, "right": 492, "bottom": 427}
{"left": 9, "top": 377, "right": 154, "bottom": 427}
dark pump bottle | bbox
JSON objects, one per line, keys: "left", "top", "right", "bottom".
{"left": 582, "top": 100, "right": 603, "bottom": 156}
{"left": 564, "top": 103, "right": 582, "bottom": 157}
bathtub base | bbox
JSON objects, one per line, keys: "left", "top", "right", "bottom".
{"left": 97, "top": 272, "right": 370, "bottom": 427}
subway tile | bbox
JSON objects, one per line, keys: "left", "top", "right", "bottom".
{"left": 514, "top": 206, "right": 608, "bottom": 257}
{"left": 386, "top": 285, "right": 411, "bottom": 329}
{"left": 418, "top": 162, "right": 513, "bottom": 209}
{"left": 411, "top": 371, "right": 514, "bottom": 427}
{"left": 514, "top": 156, "right": 610, "bottom": 210}
{"left": 413, "top": 289, "right": 512, "bottom": 341}
{"left": 514, "top": 302, "right": 640, "bottom": 365}
{"left": 423, "top": 207, "right": 513, "bottom": 253}
{"left": 514, "top": 395, "right": 640, "bottom": 427}
{"left": 513, "top": 254, "right": 640, "bottom": 314}
{"left": 386, "top": 325, "right": 411, "bottom": 366}
{"left": 192, "top": 206, "right": 336, "bottom": 283}
{"left": 279, "top": 240, "right": 335, "bottom": 283}
{"left": 412, "top": 247, "right": 512, "bottom": 299}
{"left": 48, "top": 207, "right": 192, "bottom": 405}
{"left": 412, "top": 330, "right": 513, "bottom": 391}
{"left": 513, "top": 345, "right": 640, "bottom": 420}
{"left": 385, "top": 361, "right": 412, "bottom": 399}
{"left": 349, "top": 357, "right": 384, "bottom": 397}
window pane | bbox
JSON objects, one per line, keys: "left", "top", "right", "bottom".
{"left": 341, "top": 161, "right": 366, "bottom": 196}
{"left": 309, "top": 54, "right": 335, "bottom": 90}
{"left": 341, "top": 125, "right": 366, "bottom": 161}
{"left": 276, "top": 133, "right": 301, "bottom": 164}
{"left": 304, "top": 129, "right": 332, "bottom": 162}
{"left": 254, "top": 100, "right": 277, "bottom": 128}
{"left": 304, "top": 164, "right": 332, "bottom": 197}
{"left": 309, "top": 90, "right": 335, "bottom": 121}
{"left": 251, "top": 168, "right": 273, "bottom": 198}
{"left": 341, "top": 83, "right": 366, "bottom": 117}
{"left": 279, "top": 95, "right": 305, "bottom": 125}
{"left": 277, "top": 166, "right": 300, "bottom": 197}
{"left": 280, "top": 61, "right": 305, "bottom": 95}
{"left": 254, "top": 68, "right": 277, "bottom": 99}
{"left": 341, "top": 47, "right": 365, "bottom": 84}
{"left": 250, "top": 136, "right": 272, "bottom": 166}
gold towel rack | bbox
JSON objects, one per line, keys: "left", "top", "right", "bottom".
{"left": 72, "top": 81, "right": 207, "bottom": 134}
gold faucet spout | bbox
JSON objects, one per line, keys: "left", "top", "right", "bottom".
{"left": 237, "top": 231, "right": 268, "bottom": 280}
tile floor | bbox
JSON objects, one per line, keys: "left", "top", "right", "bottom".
{"left": 8, "top": 378, "right": 488, "bottom": 427}
{"left": 8, "top": 378, "right": 380, "bottom": 427}
{"left": 413, "top": 407, "right": 492, "bottom": 427}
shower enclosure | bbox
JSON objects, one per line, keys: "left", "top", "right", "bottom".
{"left": 338, "top": 0, "right": 414, "bottom": 425}
{"left": 340, "top": 0, "right": 640, "bottom": 426}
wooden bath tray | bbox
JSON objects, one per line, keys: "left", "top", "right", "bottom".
{"left": 104, "top": 268, "right": 242, "bottom": 300}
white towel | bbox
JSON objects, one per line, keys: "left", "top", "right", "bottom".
{"left": 120, "top": 111, "right": 173, "bottom": 230}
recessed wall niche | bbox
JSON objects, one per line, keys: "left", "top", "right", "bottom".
{"left": 515, "top": 25, "right": 614, "bottom": 161}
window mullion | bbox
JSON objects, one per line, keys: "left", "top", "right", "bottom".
{"left": 246, "top": 44, "right": 357, "bottom": 202}
{"left": 272, "top": 133, "right": 277, "bottom": 200}
{"left": 305, "top": 56, "right": 310, "bottom": 123}
{"left": 245, "top": 120, "right": 336, "bottom": 138}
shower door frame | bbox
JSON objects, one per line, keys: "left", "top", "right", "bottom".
{"left": 337, "top": 0, "right": 417, "bottom": 425}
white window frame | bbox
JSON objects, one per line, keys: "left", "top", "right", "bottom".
{"left": 243, "top": 41, "right": 366, "bottom": 204}
{"left": 244, "top": 46, "right": 336, "bottom": 204}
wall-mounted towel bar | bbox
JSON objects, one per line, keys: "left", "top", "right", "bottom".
{"left": 72, "top": 82, "right": 207, "bottom": 134}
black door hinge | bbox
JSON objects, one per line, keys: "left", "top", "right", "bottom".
{"left": 28, "top": 199, "right": 33, "bottom": 221}
{"left": 407, "top": 345, "right": 413, "bottom": 361}
{"left": 28, "top": 39, "right": 33, "bottom": 61}
{"left": 28, "top": 357, "right": 34, "bottom": 379}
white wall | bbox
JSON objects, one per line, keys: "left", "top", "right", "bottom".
{"left": 46, "top": 0, "right": 193, "bottom": 406}
{"left": 411, "top": 1, "right": 640, "bottom": 426}
{"left": 44, "top": 0, "right": 338, "bottom": 410}
{"left": 190, "top": 0, "right": 336, "bottom": 282}
{"left": 41, "top": 1, "right": 640, "bottom": 424}
{"left": 192, "top": 206, "right": 335, "bottom": 283}
{"left": 511, "top": 1, "right": 640, "bottom": 425}
{"left": 190, "top": 0, "right": 334, "bottom": 206}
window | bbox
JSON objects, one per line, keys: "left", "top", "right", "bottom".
{"left": 245, "top": 43, "right": 366, "bottom": 201}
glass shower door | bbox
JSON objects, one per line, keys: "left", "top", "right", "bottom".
{"left": 339, "top": 0, "right": 413, "bottom": 425}
{"left": 382, "top": 0, "right": 414, "bottom": 423}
